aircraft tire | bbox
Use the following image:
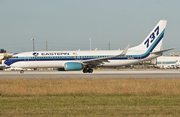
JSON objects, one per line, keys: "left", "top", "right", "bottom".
{"left": 88, "top": 68, "right": 93, "bottom": 73}
{"left": 83, "top": 68, "right": 88, "bottom": 73}
{"left": 20, "top": 70, "right": 24, "bottom": 74}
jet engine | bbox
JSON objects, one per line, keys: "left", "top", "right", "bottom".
{"left": 64, "top": 62, "right": 83, "bottom": 71}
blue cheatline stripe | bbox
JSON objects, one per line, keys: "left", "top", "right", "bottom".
{"left": 134, "top": 29, "right": 165, "bottom": 59}
{"left": 4, "top": 29, "right": 165, "bottom": 66}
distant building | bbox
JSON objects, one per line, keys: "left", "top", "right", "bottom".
{"left": 169, "top": 52, "right": 180, "bottom": 57}
{"left": 0, "top": 53, "right": 13, "bottom": 63}
{"left": 157, "top": 56, "right": 180, "bottom": 68}
{"left": 0, "top": 53, "right": 4, "bottom": 60}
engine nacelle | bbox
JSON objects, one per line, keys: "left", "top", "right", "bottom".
{"left": 64, "top": 62, "right": 82, "bottom": 71}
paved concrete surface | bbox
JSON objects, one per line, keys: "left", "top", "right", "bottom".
{"left": 1, "top": 69, "right": 180, "bottom": 78}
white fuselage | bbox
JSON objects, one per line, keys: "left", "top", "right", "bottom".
{"left": 8, "top": 50, "right": 159, "bottom": 68}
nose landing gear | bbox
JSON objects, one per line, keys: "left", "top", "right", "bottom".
{"left": 20, "top": 70, "right": 24, "bottom": 74}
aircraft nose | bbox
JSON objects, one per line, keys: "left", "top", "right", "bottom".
{"left": 4, "top": 59, "right": 12, "bottom": 66}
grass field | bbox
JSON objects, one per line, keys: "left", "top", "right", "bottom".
{"left": 0, "top": 78, "right": 180, "bottom": 116}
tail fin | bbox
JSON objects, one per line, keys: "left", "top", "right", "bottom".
{"left": 129, "top": 20, "right": 167, "bottom": 53}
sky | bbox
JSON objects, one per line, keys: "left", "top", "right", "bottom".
{"left": 0, "top": 0, "right": 180, "bottom": 55}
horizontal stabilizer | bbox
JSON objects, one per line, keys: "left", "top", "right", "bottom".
{"left": 151, "top": 48, "right": 174, "bottom": 55}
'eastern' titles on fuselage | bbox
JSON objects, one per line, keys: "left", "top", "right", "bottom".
{"left": 33, "top": 52, "right": 70, "bottom": 56}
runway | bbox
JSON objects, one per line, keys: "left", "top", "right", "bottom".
{"left": 1, "top": 69, "right": 180, "bottom": 78}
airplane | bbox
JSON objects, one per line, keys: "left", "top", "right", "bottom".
{"left": 4, "top": 20, "right": 174, "bottom": 73}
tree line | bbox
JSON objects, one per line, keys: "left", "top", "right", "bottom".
{"left": 0, "top": 49, "right": 6, "bottom": 53}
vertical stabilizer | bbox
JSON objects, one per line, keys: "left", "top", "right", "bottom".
{"left": 129, "top": 20, "right": 167, "bottom": 53}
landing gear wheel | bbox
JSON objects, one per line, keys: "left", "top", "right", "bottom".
{"left": 88, "top": 68, "right": 93, "bottom": 73}
{"left": 20, "top": 70, "right": 24, "bottom": 74}
{"left": 83, "top": 68, "right": 88, "bottom": 73}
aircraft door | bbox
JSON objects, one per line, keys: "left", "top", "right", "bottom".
{"left": 23, "top": 56, "right": 30, "bottom": 68}
{"left": 138, "top": 55, "right": 141, "bottom": 59}
{"left": 24, "top": 56, "right": 29, "bottom": 62}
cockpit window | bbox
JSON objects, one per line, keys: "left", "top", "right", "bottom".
{"left": 12, "top": 56, "right": 18, "bottom": 59}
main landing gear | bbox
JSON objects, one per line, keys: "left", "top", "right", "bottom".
{"left": 83, "top": 68, "right": 93, "bottom": 73}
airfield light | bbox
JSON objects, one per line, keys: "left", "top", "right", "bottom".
{"left": 31, "top": 39, "right": 34, "bottom": 51}
{"left": 89, "top": 38, "right": 91, "bottom": 51}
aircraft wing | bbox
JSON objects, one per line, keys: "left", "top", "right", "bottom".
{"left": 82, "top": 44, "right": 130, "bottom": 66}
{"left": 151, "top": 48, "right": 174, "bottom": 55}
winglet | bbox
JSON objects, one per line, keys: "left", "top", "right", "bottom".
{"left": 117, "top": 44, "right": 130, "bottom": 57}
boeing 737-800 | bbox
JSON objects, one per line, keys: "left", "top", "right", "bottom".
{"left": 4, "top": 20, "right": 173, "bottom": 73}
